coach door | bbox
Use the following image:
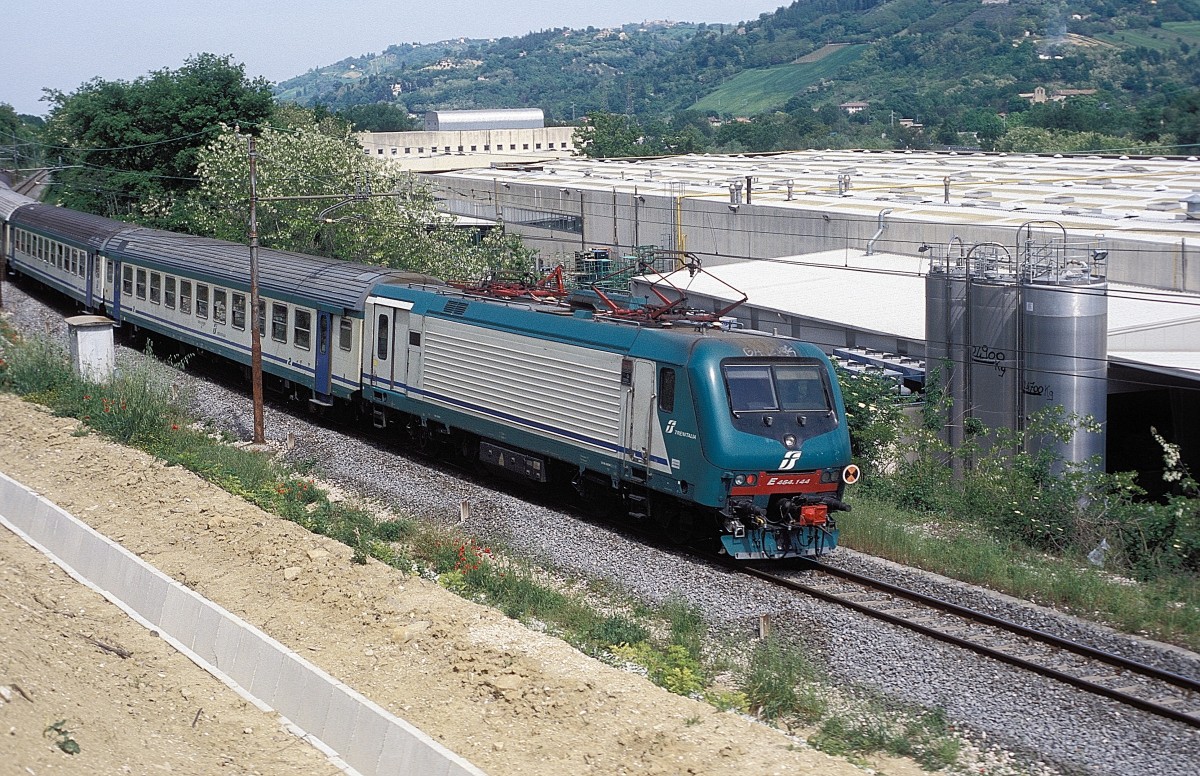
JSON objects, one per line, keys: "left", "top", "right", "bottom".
{"left": 622, "top": 358, "right": 657, "bottom": 473}
{"left": 367, "top": 297, "right": 413, "bottom": 394}
{"left": 311, "top": 311, "right": 334, "bottom": 403}
{"left": 110, "top": 259, "right": 123, "bottom": 322}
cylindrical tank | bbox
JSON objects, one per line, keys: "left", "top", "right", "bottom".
{"left": 924, "top": 266, "right": 968, "bottom": 449}
{"left": 1021, "top": 279, "right": 1108, "bottom": 469}
{"left": 967, "top": 276, "right": 1019, "bottom": 445}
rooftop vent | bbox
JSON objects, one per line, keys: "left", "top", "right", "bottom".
{"left": 1183, "top": 193, "right": 1200, "bottom": 220}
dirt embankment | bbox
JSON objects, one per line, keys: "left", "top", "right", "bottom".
{"left": 0, "top": 393, "right": 871, "bottom": 776}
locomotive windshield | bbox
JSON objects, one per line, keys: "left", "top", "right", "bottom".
{"left": 724, "top": 362, "right": 831, "bottom": 414}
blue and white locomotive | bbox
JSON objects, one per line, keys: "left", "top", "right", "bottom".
{"left": 0, "top": 178, "right": 856, "bottom": 559}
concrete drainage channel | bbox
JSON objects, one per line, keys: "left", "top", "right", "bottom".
{"left": 0, "top": 471, "right": 486, "bottom": 776}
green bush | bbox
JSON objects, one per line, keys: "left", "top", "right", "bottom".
{"left": 1, "top": 336, "right": 75, "bottom": 397}
{"left": 739, "top": 638, "right": 825, "bottom": 723}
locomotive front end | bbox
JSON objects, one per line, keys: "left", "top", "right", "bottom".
{"left": 690, "top": 338, "right": 857, "bottom": 560}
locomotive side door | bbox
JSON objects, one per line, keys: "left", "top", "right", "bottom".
{"left": 622, "top": 358, "right": 657, "bottom": 471}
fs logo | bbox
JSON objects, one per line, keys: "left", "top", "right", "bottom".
{"left": 778, "top": 450, "right": 802, "bottom": 471}
{"left": 665, "top": 420, "right": 677, "bottom": 434}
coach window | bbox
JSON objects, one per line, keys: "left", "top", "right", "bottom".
{"left": 57, "top": 244, "right": 65, "bottom": 270}
{"left": 106, "top": 260, "right": 115, "bottom": 286}
{"left": 136, "top": 269, "right": 147, "bottom": 300}
{"left": 258, "top": 301, "right": 266, "bottom": 337}
{"left": 271, "top": 303, "right": 288, "bottom": 342}
{"left": 180, "top": 280, "right": 192, "bottom": 315}
{"left": 196, "top": 284, "right": 209, "bottom": 320}
{"left": 149, "top": 273, "right": 161, "bottom": 304}
{"left": 213, "top": 289, "right": 228, "bottom": 325}
{"left": 294, "top": 309, "right": 311, "bottom": 350}
{"left": 122, "top": 265, "right": 134, "bottom": 295}
{"left": 164, "top": 276, "right": 176, "bottom": 308}
{"left": 339, "top": 318, "right": 353, "bottom": 351}
{"left": 658, "top": 368, "right": 676, "bottom": 413}
{"left": 231, "top": 293, "right": 246, "bottom": 330}
{"left": 376, "top": 314, "right": 389, "bottom": 360}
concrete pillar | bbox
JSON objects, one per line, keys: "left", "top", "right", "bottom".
{"left": 65, "top": 315, "right": 116, "bottom": 383}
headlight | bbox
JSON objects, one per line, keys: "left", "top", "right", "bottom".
{"left": 734, "top": 474, "right": 747, "bottom": 486}
{"left": 783, "top": 434, "right": 796, "bottom": 448}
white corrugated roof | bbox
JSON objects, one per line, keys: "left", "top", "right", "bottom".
{"left": 646, "top": 252, "right": 1200, "bottom": 376}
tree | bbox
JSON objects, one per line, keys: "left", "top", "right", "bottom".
{"left": 574, "top": 112, "right": 646, "bottom": 158}
{"left": 335, "top": 103, "right": 416, "bottom": 132}
{"left": 182, "top": 113, "right": 534, "bottom": 281}
{"left": 42, "top": 54, "right": 274, "bottom": 227}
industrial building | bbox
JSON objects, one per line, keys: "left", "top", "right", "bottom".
{"left": 360, "top": 109, "right": 575, "bottom": 173}
{"left": 424, "top": 150, "right": 1200, "bottom": 477}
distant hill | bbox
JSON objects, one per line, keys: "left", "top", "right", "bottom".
{"left": 274, "top": 0, "right": 1200, "bottom": 127}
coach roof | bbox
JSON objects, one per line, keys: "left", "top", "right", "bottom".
{"left": 103, "top": 226, "right": 438, "bottom": 314}
{"left": 9, "top": 203, "right": 131, "bottom": 249}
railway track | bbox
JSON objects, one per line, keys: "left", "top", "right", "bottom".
{"left": 12, "top": 168, "right": 49, "bottom": 197}
{"left": 736, "top": 558, "right": 1200, "bottom": 728}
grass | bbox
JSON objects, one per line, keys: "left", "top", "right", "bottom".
{"left": 841, "top": 494, "right": 1200, "bottom": 650}
{"left": 808, "top": 702, "right": 960, "bottom": 771}
{"left": 1096, "top": 24, "right": 1200, "bottom": 52}
{"left": 690, "top": 45, "right": 866, "bottom": 116}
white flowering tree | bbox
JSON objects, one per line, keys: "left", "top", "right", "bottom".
{"left": 182, "top": 113, "right": 534, "bottom": 281}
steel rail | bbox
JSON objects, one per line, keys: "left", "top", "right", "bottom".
{"left": 717, "top": 556, "right": 1200, "bottom": 729}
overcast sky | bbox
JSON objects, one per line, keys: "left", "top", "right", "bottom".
{"left": 1, "top": 1, "right": 787, "bottom": 116}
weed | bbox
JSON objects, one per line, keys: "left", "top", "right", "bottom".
{"left": 44, "top": 720, "right": 80, "bottom": 755}
{"left": 740, "top": 638, "right": 825, "bottom": 723}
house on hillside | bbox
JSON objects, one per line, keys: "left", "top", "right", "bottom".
{"left": 839, "top": 101, "right": 869, "bottom": 114}
{"left": 1019, "top": 86, "right": 1098, "bottom": 105}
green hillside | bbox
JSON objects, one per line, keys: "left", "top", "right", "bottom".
{"left": 271, "top": 0, "right": 1200, "bottom": 153}
{"left": 691, "top": 45, "right": 866, "bottom": 116}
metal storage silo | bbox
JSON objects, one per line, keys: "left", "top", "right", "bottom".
{"left": 1019, "top": 233, "right": 1108, "bottom": 470}
{"left": 967, "top": 273, "right": 1019, "bottom": 445}
{"left": 924, "top": 254, "right": 969, "bottom": 450}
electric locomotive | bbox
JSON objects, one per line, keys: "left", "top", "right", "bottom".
{"left": 360, "top": 282, "right": 855, "bottom": 559}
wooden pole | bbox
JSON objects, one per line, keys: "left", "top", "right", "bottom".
{"left": 248, "top": 136, "right": 265, "bottom": 445}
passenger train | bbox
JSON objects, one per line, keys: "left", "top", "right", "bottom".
{"left": 0, "top": 177, "right": 856, "bottom": 559}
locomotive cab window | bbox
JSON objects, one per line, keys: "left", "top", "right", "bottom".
{"left": 774, "top": 364, "right": 830, "bottom": 411}
{"left": 723, "top": 362, "right": 831, "bottom": 414}
{"left": 658, "top": 368, "right": 676, "bottom": 413}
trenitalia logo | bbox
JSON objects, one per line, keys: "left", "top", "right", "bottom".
{"left": 778, "top": 450, "right": 802, "bottom": 470}
{"left": 664, "top": 420, "right": 698, "bottom": 440}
